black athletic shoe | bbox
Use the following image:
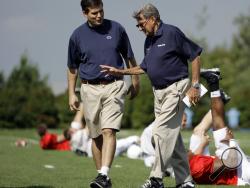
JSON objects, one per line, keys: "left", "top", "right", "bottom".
{"left": 140, "top": 177, "right": 164, "bottom": 188}
{"left": 176, "top": 181, "right": 195, "bottom": 188}
{"left": 200, "top": 68, "right": 221, "bottom": 84}
{"left": 220, "top": 89, "right": 231, "bottom": 104}
{"left": 90, "top": 174, "right": 112, "bottom": 188}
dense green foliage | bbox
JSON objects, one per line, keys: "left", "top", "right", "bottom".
{"left": 0, "top": 55, "right": 59, "bottom": 128}
{"left": 197, "top": 13, "right": 250, "bottom": 128}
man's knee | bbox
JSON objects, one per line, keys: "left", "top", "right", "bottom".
{"left": 102, "top": 128, "right": 116, "bottom": 138}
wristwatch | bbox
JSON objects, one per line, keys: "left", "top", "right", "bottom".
{"left": 192, "top": 82, "right": 200, "bottom": 89}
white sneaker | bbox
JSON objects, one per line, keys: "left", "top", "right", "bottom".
{"left": 176, "top": 181, "right": 195, "bottom": 188}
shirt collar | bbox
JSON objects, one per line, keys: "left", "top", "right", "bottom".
{"left": 154, "top": 20, "right": 163, "bottom": 37}
{"left": 86, "top": 19, "right": 105, "bottom": 30}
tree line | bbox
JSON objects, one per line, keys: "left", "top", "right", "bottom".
{"left": 0, "top": 13, "right": 249, "bottom": 129}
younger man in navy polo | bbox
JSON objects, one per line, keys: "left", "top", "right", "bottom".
{"left": 67, "top": 0, "right": 139, "bottom": 187}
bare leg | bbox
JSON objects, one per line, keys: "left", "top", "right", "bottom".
{"left": 92, "top": 135, "right": 103, "bottom": 170}
{"left": 211, "top": 97, "right": 227, "bottom": 130}
{"left": 115, "top": 136, "right": 139, "bottom": 156}
{"left": 102, "top": 128, "right": 116, "bottom": 167}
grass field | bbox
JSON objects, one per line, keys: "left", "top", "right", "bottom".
{"left": 0, "top": 129, "right": 250, "bottom": 188}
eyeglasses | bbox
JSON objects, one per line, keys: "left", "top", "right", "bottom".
{"left": 136, "top": 19, "right": 149, "bottom": 29}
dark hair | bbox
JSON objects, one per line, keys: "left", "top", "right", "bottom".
{"left": 80, "top": 0, "right": 103, "bottom": 13}
{"left": 63, "top": 128, "right": 71, "bottom": 140}
{"left": 37, "top": 123, "right": 47, "bottom": 137}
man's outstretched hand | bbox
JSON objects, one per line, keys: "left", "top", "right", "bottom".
{"left": 100, "top": 65, "right": 123, "bottom": 77}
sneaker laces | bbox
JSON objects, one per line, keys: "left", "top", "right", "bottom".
{"left": 210, "top": 72, "right": 220, "bottom": 79}
{"left": 95, "top": 174, "right": 107, "bottom": 183}
{"left": 141, "top": 179, "right": 152, "bottom": 188}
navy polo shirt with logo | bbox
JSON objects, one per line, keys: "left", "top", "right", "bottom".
{"left": 140, "top": 21, "right": 202, "bottom": 88}
{"left": 68, "top": 19, "right": 134, "bottom": 81}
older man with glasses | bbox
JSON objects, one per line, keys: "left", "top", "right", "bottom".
{"left": 101, "top": 3, "right": 202, "bottom": 188}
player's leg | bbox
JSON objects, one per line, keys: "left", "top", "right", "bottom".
{"left": 81, "top": 84, "right": 112, "bottom": 188}
{"left": 201, "top": 68, "right": 229, "bottom": 158}
{"left": 189, "top": 90, "right": 230, "bottom": 156}
{"left": 201, "top": 69, "right": 240, "bottom": 176}
{"left": 100, "top": 80, "right": 127, "bottom": 175}
{"left": 201, "top": 68, "right": 226, "bottom": 131}
{"left": 101, "top": 128, "right": 116, "bottom": 169}
{"left": 92, "top": 135, "right": 103, "bottom": 171}
{"left": 147, "top": 79, "right": 192, "bottom": 188}
{"left": 115, "top": 136, "right": 140, "bottom": 156}
{"left": 90, "top": 80, "right": 127, "bottom": 188}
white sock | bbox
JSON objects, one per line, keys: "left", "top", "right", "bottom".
{"left": 210, "top": 90, "right": 221, "bottom": 98}
{"left": 97, "top": 169, "right": 101, "bottom": 174}
{"left": 100, "top": 166, "right": 109, "bottom": 176}
{"left": 213, "top": 127, "right": 228, "bottom": 158}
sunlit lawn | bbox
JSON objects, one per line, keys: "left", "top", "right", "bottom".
{"left": 0, "top": 129, "right": 250, "bottom": 188}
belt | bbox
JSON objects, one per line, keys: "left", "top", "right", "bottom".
{"left": 154, "top": 76, "right": 188, "bottom": 90}
{"left": 81, "top": 78, "right": 123, "bottom": 85}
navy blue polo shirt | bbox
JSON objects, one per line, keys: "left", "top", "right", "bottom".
{"left": 140, "top": 21, "right": 202, "bottom": 88}
{"left": 68, "top": 19, "right": 134, "bottom": 81}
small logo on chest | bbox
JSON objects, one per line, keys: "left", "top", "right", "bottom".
{"left": 106, "top": 35, "right": 112, "bottom": 40}
{"left": 157, "top": 43, "right": 165, "bottom": 47}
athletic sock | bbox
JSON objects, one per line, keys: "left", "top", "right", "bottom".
{"left": 210, "top": 90, "right": 221, "bottom": 98}
{"left": 100, "top": 166, "right": 110, "bottom": 177}
{"left": 213, "top": 127, "right": 228, "bottom": 158}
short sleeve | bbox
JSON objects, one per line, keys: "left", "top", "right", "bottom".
{"left": 174, "top": 28, "right": 202, "bottom": 62}
{"left": 67, "top": 37, "right": 80, "bottom": 69}
{"left": 118, "top": 26, "right": 134, "bottom": 60}
{"left": 140, "top": 58, "right": 147, "bottom": 72}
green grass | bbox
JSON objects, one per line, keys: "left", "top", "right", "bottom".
{"left": 0, "top": 129, "right": 250, "bottom": 188}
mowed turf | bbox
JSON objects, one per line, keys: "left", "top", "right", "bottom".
{"left": 0, "top": 129, "right": 250, "bottom": 188}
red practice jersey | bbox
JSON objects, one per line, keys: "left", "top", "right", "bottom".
{"left": 40, "top": 133, "right": 70, "bottom": 151}
{"left": 189, "top": 154, "right": 238, "bottom": 185}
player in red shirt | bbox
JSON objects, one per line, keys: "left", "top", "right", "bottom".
{"left": 187, "top": 68, "right": 250, "bottom": 185}
{"left": 188, "top": 131, "right": 238, "bottom": 185}
{"left": 37, "top": 123, "right": 70, "bottom": 151}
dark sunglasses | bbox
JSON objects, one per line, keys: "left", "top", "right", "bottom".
{"left": 136, "top": 19, "right": 149, "bottom": 29}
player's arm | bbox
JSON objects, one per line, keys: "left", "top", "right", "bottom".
{"left": 193, "top": 134, "right": 210, "bottom": 155}
{"left": 186, "top": 56, "right": 201, "bottom": 105}
{"left": 100, "top": 65, "right": 145, "bottom": 75}
{"left": 72, "top": 103, "right": 85, "bottom": 126}
{"left": 124, "top": 57, "right": 140, "bottom": 99}
{"left": 67, "top": 68, "right": 80, "bottom": 111}
{"left": 187, "top": 150, "right": 195, "bottom": 160}
{"left": 57, "top": 134, "right": 67, "bottom": 143}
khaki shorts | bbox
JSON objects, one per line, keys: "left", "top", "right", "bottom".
{"left": 80, "top": 80, "right": 128, "bottom": 138}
